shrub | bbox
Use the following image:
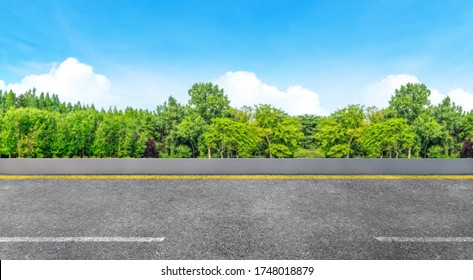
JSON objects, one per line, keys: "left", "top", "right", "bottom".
{"left": 294, "top": 148, "right": 324, "bottom": 158}
{"left": 143, "top": 139, "right": 158, "bottom": 158}
{"left": 460, "top": 140, "right": 473, "bottom": 158}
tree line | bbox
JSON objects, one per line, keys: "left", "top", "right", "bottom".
{"left": 0, "top": 82, "right": 472, "bottom": 158}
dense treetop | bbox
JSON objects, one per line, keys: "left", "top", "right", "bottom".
{"left": 0, "top": 82, "right": 472, "bottom": 158}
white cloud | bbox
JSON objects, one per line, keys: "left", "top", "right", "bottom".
{"left": 427, "top": 88, "right": 473, "bottom": 112}
{"left": 361, "top": 74, "right": 473, "bottom": 112}
{"left": 0, "top": 57, "right": 116, "bottom": 109}
{"left": 214, "top": 71, "right": 327, "bottom": 116}
{"left": 429, "top": 89, "right": 445, "bottom": 105}
{"left": 362, "top": 74, "right": 419, "bottom": 108}
{"left": 448, "top": 88, "right": 473, "bottom": 112}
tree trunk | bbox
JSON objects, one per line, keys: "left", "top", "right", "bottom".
{"left": 208, "top": 148, "right": 211, "bottom": 159}
{"left": 265, "top": 136, "right": 272, "bottom": 158}
{"left": 346, "top": 136, "right": 354, "bottom": 158}
{"left": 408, "top": 147, "right": 411, "bottom": 159}
{"left": 190, "top": 140, "right": 195, "bottom": 158}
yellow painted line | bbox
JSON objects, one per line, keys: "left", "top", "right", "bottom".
{"left": 0, "top": 175, "right": 472, "bottom": 180}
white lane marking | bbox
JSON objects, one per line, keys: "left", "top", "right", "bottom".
{"left": 375, "top": 237, "right": 473, "bottom": 242}
{"left": 0, "top": 237, "right": 165, "bottom": 243}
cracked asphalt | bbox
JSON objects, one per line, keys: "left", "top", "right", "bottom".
{"left": 1, "top": 178, "right": 472, "bottom": 259}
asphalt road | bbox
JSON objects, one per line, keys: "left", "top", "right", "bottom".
{"left": 1, "top": 178, "right": 472, "bottom": 259}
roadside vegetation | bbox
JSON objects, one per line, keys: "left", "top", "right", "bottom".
{"left": 1, "top": 82, "right": 472, "bottom": 158}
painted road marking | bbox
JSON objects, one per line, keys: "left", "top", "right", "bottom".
{"left": 0, "top": 237, "right": 166, "bottom": 243}
{"left": 375, "top": 237, "right": 473, "bottom": 243}
{"left": 0, "top": 175, "right": 473, "bottom": 180}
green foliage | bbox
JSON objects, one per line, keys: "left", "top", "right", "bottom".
{"left": 365, "top": 106, "right": 390, "bottom": 124}
{"left": 293, "top": 148, "right": 324, "bottom": 158}
{"left": 253, "top": 105, "right": 303, "bottom": 158}
{"left": 315, "top": 105, "right": 365, "bottom": 158}
{"left": 0, "top": 81, "right": 472, "bottom": 159}
{"left": 432, "top": 97, "right": 465, "bottom": 157}
{"left": 412, "top": 114, "right": 444, "bottom": 158}
{"left": 427, "top": 145, "right": 449, "bottom": 158}
{"left": 155, "top": 96, "right": 185, "bottom": 157}
{"left": 176, "top": 110, "right": 206, "bottom": 158}
{"left": 388, "top": 83, "right": 431, "bottom": 124}
{"left": 297, "top": 114, "right": 321, "bottom": 149}
{"left": 202, "top": 118, "right": 257, "bottom": 158}
{"left": 188, "top": 82, "right": 231, "bottom": 124}
{"left": 361, "top": 118, "right": 415, "bottom": 158}
{"left": 0, "top": 108, "right": 58, "bottom": 158}
{"left": 462, "top": 112, "right": 473, "bottom": 140}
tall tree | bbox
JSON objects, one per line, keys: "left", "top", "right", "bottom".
{"left": 297, "top": 114, "right": 321, "bottom": 150}
{"left": 432, "top": 97, "right": 465, "bottom": 157}
{"left": 412, "top": 114, "right": 444, "bottom": 158}
{"left": 4, "top": 90, "right": 16, "bottom": 109}
{"left": 388, "top": 83, "right": 431, "bottom": 125}
{"left": 362, "top": 118, "right": 416, "bottom": 158}
{"left": 155, "top": 96, "right": 185, "bottom": 157}
{"left": 176, "top": 110, "right": 206, "bottom": 158}
{"left": 315, "top": 105, "right": 366, "bottom": 158}
{"left": 201, "top": 118, "right": 257, "bottom": 158}
{"left": 254, "top": 104, "right": 303, "bottom": 158}
{"left": 188, "top": 82, "right": 231, "bottom": 124}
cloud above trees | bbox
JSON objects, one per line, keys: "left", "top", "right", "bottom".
{"left": 2, "top": 58, "right": 473, "bottom": 114}
{"left": 362, "top": 74, "right": 420, "bottom": 108}
{"left": 0, "top": 57, "right": 117, "bottom": 108}
{"left": 214, "top": 71, "right": 328, "bottom": 116}
{"left": 434, "top": 88, "right": 473, "bottom": 112}
{"left": 362, "top": 74, "right": 473, "bottom": 112}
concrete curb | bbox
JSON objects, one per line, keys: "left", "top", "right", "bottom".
{"left": 1, "top": 158, "right": 472, "bottom": 175}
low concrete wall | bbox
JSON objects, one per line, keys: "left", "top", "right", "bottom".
{"left": 0, "top": 158, "right": 472, "bottom": 175}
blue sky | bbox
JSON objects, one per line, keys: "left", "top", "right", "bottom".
{"left": 1, "top": 0, "right": 473, "bottom": 114}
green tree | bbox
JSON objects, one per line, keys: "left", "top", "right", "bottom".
{"left": 362, "top": 118, "right": 416, "bottom": 158}
{"left": 176, "top": 110, "right": 206, "bottom": 158}
{"left": 155, "top": 96, "right": 185, "bottom": 157}
{"left": 231, "top": 106, "right": 255, "bottom": 124}
{"left": 297, "top": 114, "right": 321, "bottom": 150}
{"left": 412, "top": 114, "right": 444, "bottom": 158}
{"left": 315, "top": 105, "right": 366, "bottom": 158}
{"left": 388, "top": 83, "right": 431, "bottom": 125}
{"left": 201, "top": 118, "right": 257, "bottom": 158}
{"left": 0, "top": 108, "right": 58, "bottom": 158}
{"left": 91, "top": 114, "right": 120, "bottom": 157}
{"left": 1, "top": 109, "right": 19, "bottom": 157}
{"left": 254, "top": 105, "right": 303, "bottom": 158}
{"left": 365, "top": 106, "right": 390, "bottom": 125}
{"left": 461, "top": 111, "right": 473, "bottom": 140}
{"left": 4, "top": 90, "right": 16, "bottom": 109}
{"left": 188, "top": 82, "right": 231, "bottom": 124}
{"left": 432, "top": 97, "right": 465, "bottom": 157}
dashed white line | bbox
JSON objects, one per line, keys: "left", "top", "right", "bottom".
{"left": 0, "top": 237, "right": 166, "bottom": 243}
{"left": 375, "top": 237, "right": 473, "bottom": 243}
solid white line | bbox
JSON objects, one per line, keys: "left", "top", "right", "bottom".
{"left": 375, "top": 237, "right": 473, "bottom": 243}
{"left": 0, "top": 237, "right": 166, "bottom": 243}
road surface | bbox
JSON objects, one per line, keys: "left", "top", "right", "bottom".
{"left": 1, "top": 176, "right": 472, "bottom": 259}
